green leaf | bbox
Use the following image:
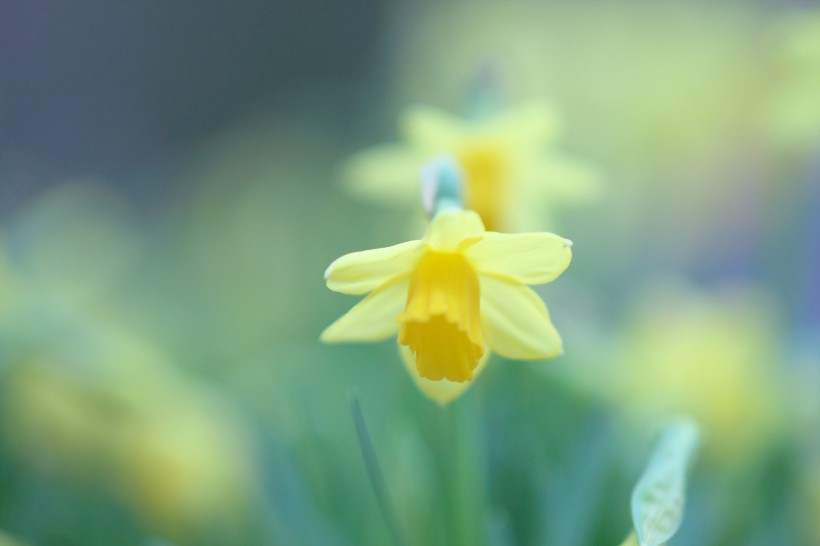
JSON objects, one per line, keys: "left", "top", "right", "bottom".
{"left": 631, "top": 417, "right": 700, "bottom": 546}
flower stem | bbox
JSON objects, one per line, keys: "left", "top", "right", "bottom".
{"left": 439, "top": 392, "right": 488, "bottom": 546}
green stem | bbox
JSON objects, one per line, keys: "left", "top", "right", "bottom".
{"left": 439, "top": 392, "right": 487, "bottom": 546}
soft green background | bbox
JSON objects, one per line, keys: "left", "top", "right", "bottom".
{"left": 0, "top": 2, "right": 818, "bottom": 545}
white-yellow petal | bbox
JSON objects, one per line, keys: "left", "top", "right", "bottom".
{"left": 320, "top": 278, "right": 409, "bottom": 342}
{"left": 484, "top": 99, "right": 562, "bottom": 147}
{"left": 399, "top": 345, "right": 489, "bottom": 405}
{"left": 479, "top": 277, "right": 563, "bottom": 360}
{"left": 342, "top": 144, "right": 424, "bottom": 203}
{"left": 325, "top": 240, "right": 422, "bottom": 295}
{"left": 401, "top": 105, "right": 465, "bottom": 149}
{"left": 466, "top": 232, "right": 572, "bottom": 285}
{"left": 520, "top": 154, "right": 604, "bottom": 202}
{"left": 423, "top": 210, "right": 485, "bottom": 252}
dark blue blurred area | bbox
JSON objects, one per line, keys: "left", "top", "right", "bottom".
{"left": 0, "top": 1, "right": 385, "bottom": 209}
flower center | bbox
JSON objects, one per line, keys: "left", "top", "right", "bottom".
{"left": 457, "top": 144, "right": 508, "bottom": 232}
{"left": 398, "top": 251, "right": 484, "bottom": 382}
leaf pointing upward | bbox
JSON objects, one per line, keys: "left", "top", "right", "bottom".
{"left": 631, "top": 417, "right": 701, "bottom": 546}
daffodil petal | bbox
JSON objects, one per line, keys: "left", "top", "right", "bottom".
{"left": 480, "top": 277, "right": 563, "bottom": 360}
{"left": 325, "top": 240, "right": 422, "bottom": 295}
{"left": 466, "top": 232, "right": 572, "bottom": 285}
{"left": 399, "top": 345, "right": 489, "bottom": 405}
{"left": 342, "top": 144, "right": 423, "bottom": 203}
{"left": 423, "top": 210, "right": 485, "bottom": 252}
{"left": 320, "top": 278, "right": 408, "bottom": 342}
{"left": 401, "top": 105, "right": 465, "bottom": 148}
{"left": 521, "top": 154, "right": 604, "bottom": 202}
{"left": 485, "top": 99, "right": 562, "bottom": 146}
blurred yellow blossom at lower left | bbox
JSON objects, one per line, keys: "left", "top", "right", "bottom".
{"left": 0, "top": 323, "right": 257, "bottom": 541}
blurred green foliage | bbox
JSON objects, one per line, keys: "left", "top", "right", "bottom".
{"left": 1, "top": 2, "right": 819, "bottom": 546}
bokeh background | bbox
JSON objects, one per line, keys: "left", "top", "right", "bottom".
{"left": 1, "top": 1, "right": 819, "bottom": 545}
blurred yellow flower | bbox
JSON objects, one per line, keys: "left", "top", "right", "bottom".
{"left": 344, "top": 101, "right": 600, "bottom": 232}
{"left": 0, "top": 326, "right": 255, "bottom": 540}
{"left": 768, "top": 9, "right": 820, "bottom": 149}
{"left": 321, "top": 208, "right": 572, "bottom": 403}
{"left": 116, "top": 394, "right": 254, "bottom": 539}
{"left": 609, "top": 282, "right": 785, "bottom": 465}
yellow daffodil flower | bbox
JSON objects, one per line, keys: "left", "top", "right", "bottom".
{"left": 609, "top": 282, "right": 785, "bottom": 465}
{"left": 344, "top": 101, "right": 600, "bottom": 232}
{"left": 0, "top": 326, "right": 254, "bottom": 540}
{"left": 768, "top": 9, "right": 820, "bottom": 149}
{"left": 321, "top": 207, "right": 572, "bottom": 403}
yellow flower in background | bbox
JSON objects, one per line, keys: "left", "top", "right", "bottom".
{"left": 606, "top": 282, "right": 785, "bottom": 465}
{"left": 116, "top": 394, "right": 254, "bottom": 539}
{"left": 0, "top": 324, "right": 255, "bottom": 541}
{"left": 768, "top": 9, "right": 820, "bottom": 149}
{"left": 321, "top": 205, "right": 572, "bottom": 403}
{"left": 344, "top": 100, "right": 600, "bottom": 232}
